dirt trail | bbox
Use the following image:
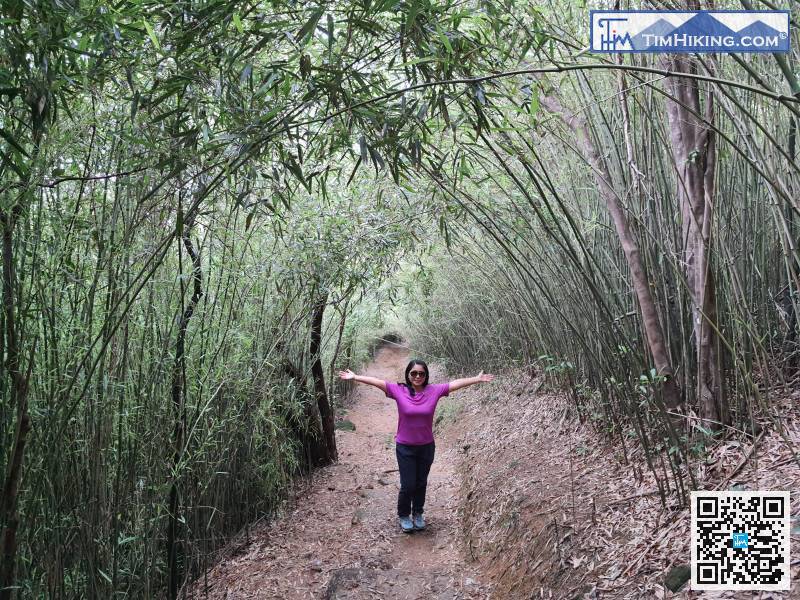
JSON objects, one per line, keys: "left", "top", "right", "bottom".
{"left": 194, "top": 345, "right": 490, "bottom": 599}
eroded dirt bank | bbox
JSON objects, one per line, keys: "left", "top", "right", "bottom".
{"left": 452, "top": 374, "right": 800, "bottom": 599}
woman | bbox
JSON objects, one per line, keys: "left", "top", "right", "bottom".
{"left": 339, "top": 359, "right": 494, "bottom": 533}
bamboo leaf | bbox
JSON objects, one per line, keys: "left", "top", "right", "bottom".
{"left": 240, "top": 63, "right": 253, "bottom": 84}
{"left": 359, "top": 135, "right": 368, "bottom": 160}
{"left": 130, "top": 91, "right": 139, "bottom": 122}
{"left": 327, "top": 13, "right": 334, "bottom": 59}
{"left": 368, "top": 146, "right": 385, "bottom": 171}
{"left": 142, "top": 20, "right": 161, "bottom": 50}
{"left": 0, "top": 128, "right": 29, "bottom": 158}
{"left": 347, "top": 155, "right": 362, "bottom": 186}
{"left": 407, "top": 0, "right": 420, "bottom": 28}
{"left": 0, "top": 147, "right": 25, "bottom": 179}
{"left": 285, "top": 157, "right": 309, "bottom": 192}
{"left": 297, "top": 8, "right": 324, "bottom": 45}
{"left": 439, "top": 215, "right": 451, "bottom": 248}
{"left": 529, "top": 91, "right": 539, "bottom": 116}
{"left": 436, "top": 25, "right": 453, "bottom": 54}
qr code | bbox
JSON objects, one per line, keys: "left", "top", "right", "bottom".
{"left": 691, "top": 491, "right": 791, "bottom": 590}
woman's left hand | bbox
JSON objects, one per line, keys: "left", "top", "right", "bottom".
{"left": 476, "top": 371, "right": 494, "bottom": 383}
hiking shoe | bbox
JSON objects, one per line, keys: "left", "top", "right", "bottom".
{"left": 412, "top": 513, "right": 425, "bottom": 531}
{"left": 398, "top": 516, "right": 414, "bottom": 533}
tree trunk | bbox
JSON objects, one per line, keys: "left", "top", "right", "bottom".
{"left": 328, "top": 300, "right": 349, "bottom": 401}
{"left": 539, "top": 85, "right": 683, "bottom": 409}
{"left": 0, "top": 207, "right": 33, "bottom": 600}
{"left": 783, "top": 115, "right": 798, "bottom": 370}
{"left": 661, "top": 55, "right": 728, "bottom": 428}
{"left": 278, "top": 348, "right": 327, "bottom": 471}
{"left": 167, "top": 211, "right": 203, "bottom": 600}
{"left": 310, "top": 293, "right": 337, "bottom": 464}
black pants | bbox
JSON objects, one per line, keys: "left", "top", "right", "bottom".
{"left": 395, "top": 441, "right": 435, "bottom": 517}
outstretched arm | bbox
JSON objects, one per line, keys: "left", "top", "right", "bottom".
{"left": 448, "top": 371, "right": 494, "bottom": 393}
{"left": 339, "top": 369, "right": 387, "bottom": 393}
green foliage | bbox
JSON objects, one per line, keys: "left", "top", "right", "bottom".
{"left": 2, "top": 0, "right": 799, "bottom": 594}
{"left": 1, "top": 0, "right": 493, "bottom": 594}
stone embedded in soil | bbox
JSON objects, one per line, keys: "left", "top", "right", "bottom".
{"left": 335, "top": 419, "right": 356, "bottom": 431}
{"left": 664, "top": 563, "right": 690, "bottom": 592}
{"left": 323, "top": 567, "right": 377, "bottom": 598}
{"left": 570, "top": 584, "right": 594, "bottom": 599}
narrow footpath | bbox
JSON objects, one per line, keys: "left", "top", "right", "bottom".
{"left": 194, "top": 344, "right": 490, "bottom": 599}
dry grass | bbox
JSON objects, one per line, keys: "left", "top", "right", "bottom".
{"left": 450, "top": 371, "right": 800, "bottom": 599}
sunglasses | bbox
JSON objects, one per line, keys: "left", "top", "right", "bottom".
{"left": 409, "top": 371, "right": 426, "bottom": 378}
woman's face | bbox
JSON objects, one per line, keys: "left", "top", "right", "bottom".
{"left": 408, "top": 364, "right": 427, "bottom": 385}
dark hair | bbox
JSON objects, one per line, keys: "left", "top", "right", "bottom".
{"left": 401, "top": 359, "right": 429, "bottom": 396}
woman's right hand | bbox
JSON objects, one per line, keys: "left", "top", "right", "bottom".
{"left": 339, "top": 369, "right": 356, "bottom": 380}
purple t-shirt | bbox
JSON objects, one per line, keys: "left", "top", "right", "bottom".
{"left": 384, "top": 381, "right": 450, "bottom": 445}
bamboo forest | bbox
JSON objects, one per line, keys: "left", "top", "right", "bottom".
{"left": 0, "top": 0, "right": 799, "bottom": 598}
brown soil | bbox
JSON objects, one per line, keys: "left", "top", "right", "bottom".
{"left": 190, "top": 344, "right": 490, "bottom": 599}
